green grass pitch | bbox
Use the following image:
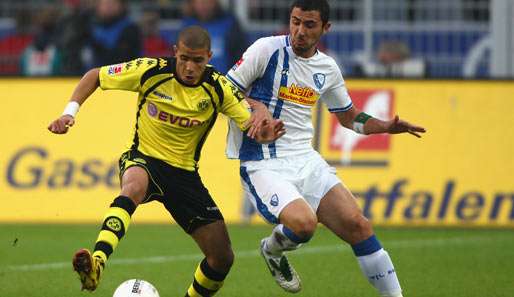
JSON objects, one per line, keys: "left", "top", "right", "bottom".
{"left": 1, "top": 224, "right": 513, "bottom": 297}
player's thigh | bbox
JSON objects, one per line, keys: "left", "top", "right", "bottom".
{"left": 191, "top": 220, "right": 233, "bottom": 261}
{"left": 240, "top": 166, "right": 308, "bottom": 225}
{"left": 317, "top": 183, "right": 373, "bottom": 245}
{"left": 118, "top": 150, "right": 164, "bottom": 205}
{"left": 159, "top": 167, "right": 224, "bottom": 234}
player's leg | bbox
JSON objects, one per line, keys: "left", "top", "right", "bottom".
{"left": 317, "top": 183, "right": 403, "bottom": 297}
{"left": 158, "top": 165, "right": 233, "bottom": 297}
{"left": 185, "top": 220, "right": 234, "bottom": 297}
{"left": 73, "top": 151, "right": 156, "bottom": 291}
{"left": 241, "top": 166, "right": 316, "bottom": 293}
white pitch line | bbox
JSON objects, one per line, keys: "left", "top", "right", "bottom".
{"left": 0, "top": 235, "right": 503, "bottom": 272}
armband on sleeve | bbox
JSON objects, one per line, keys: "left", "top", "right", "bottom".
{"left": 353, "top": 112, "right": 373, "bottom": 134}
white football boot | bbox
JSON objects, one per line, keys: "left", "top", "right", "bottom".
{"left": 260, "top": 238, "right": 302, "bottom": 293}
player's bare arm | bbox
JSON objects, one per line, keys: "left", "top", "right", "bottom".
{"left": 47, "top": 68, "right": 100, "bottom": 134}
{"left": 335, "top": 106, "right": 426, "bottom": 137}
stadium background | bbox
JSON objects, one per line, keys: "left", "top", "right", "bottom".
{"left": 1, "top": 1, "right": 513, "bottom": 297}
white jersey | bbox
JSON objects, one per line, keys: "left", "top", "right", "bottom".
{"left": 226, "top": 35, "right": 353, "bottom": 160}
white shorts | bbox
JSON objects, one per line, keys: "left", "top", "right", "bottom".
{"left": 239, "top": 151, "right": 341, "bottom": 224}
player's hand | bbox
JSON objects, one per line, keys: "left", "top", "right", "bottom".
{"left": 246, "top": 99, "right": 273, "bottom": 139}
{"left": 386, "top": 115, "right": 426, "bottom": 138}
{"left": 47, "top": 115, "right": 75, "bottom": 134}
{"left": 254, "top": 119, "right": 286, "bottom": 144}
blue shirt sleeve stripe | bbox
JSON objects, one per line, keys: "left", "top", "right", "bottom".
{"left": 328, "top": 102, "right": 353, "bottom": 113}
{"left": 226, "top": 74, "right": 246, "bottom": 91}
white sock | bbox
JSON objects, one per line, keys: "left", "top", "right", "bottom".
{"left": 263, "top": 224, "right": 301, "bottom": 255}
{"left": 357, "top": 248, "right": 402, "bottom": 297}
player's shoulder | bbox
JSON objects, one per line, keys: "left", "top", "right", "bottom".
{"left": 139, "top": 56, "right": 175, "bottom": 85}
{"left": 202, "top": 65, "right": 222, "bottom": 85}
{"left": 250, "top": 35, "right": 288, "bottom": 54}
{"left": 204, "top": 66, "right": 245, "bottom": 102}
{"left": 312, "top": 50, "right": 344, "bottom": 79}
{"left": 314, "top": 50, "right": 339, "bottom": 68}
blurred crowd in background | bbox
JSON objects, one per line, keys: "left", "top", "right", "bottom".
{"left": 0, "top": 0, "right": 502, "bottom": 78}
{"left": 0, "top": 0, "right": 250, "bottom": 76}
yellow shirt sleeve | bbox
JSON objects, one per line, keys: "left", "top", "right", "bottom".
{"left": 217, "top": 75, "right": 251, "bottom": 131}
{"left": 99, "top": 58, "right": 158, "bottom": 92}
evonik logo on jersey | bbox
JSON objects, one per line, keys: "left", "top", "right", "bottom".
{"left": 147, "top": 102, "right": 204, "bottom": 128}
{"left": 327, "top": 89, "right": 394, "bottom": 167}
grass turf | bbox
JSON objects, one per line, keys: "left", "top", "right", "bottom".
{"left": 0, "top": 224, "right": 513, "bottom": 297}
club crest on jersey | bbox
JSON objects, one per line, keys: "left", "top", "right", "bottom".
{"left": 197, "top": 99, "right": 210, "bottom": 111}
{"left": 313, "top": 73, "right": 326, "bottom": 90}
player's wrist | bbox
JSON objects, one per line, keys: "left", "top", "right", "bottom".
{"left": 62, "top": 101, "right": 80, "bottom": 118}
{"left": 353, "top": 112, "right": 373, "bottom": 134}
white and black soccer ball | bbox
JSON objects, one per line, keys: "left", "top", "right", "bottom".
{"left": 113, "top": 279, "right": 160, "bottom": 297}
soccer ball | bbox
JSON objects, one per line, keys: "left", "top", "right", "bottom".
{"left": 113, "top": 279, "right": 160, "bottom": 297}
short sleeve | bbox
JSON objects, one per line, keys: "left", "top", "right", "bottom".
{"left": 99, "top": 58, "right": 158, "bottom": 92}
{"left": 321, "top": 65, "right": 353, "bottom": 113}
{"left": 226, "top": 38, "right": 270, "bottom": 91}
{"left": 217, "top": 75, "right": 251, "bottom": 131}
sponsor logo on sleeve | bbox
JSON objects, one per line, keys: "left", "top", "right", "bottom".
{"left": 107, "top": 64, "right": 124, "bottom": 75}
{"left": 231, "top": 58, "right": 244, "bottom": 71}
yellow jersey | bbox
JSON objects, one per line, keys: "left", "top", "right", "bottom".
{"left": 99, "top": 57, "right": 250, "bottom": 171}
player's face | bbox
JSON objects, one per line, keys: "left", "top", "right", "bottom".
{"left": 174, "top": 42, "right": 212, "bottom": 85}
{"left": 289, "top": 7, "right": 330, "bottom": 57}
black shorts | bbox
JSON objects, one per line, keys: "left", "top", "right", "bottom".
{"left": 118, "top": 150, "right": 224, "bottom": 233}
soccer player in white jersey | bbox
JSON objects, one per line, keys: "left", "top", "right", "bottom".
{"left": 226, "top": 1, "right": 426, "bottom": 296}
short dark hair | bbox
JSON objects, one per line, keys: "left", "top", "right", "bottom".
{"left": 290, "top": 0, "right": 330, "bottom": 24}
{"left": 177, "top": 26, "right": 211, "bottom": 51}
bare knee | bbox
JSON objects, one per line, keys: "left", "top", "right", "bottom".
{"left": 346, "top": 215, "right": 374, "bottom": 244}
{"left": 284, "top": 212, "right": 318, "bottom": 240}
{"left": 120, "top": 181, "right": 146, "bottom": 205}
{"left": 206, "top": 248, "right": 234, "bottom": 273}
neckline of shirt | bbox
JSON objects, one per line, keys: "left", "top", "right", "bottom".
{"left": 286, "top": 35, "right": 320, "bottom": 62}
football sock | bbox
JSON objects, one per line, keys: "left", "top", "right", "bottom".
{"left": 92, "top": 196, "right": 136, "bottom": 263}
{"left": 263, "top": 224, "right": 311, "bottom": 255}
{"left": 352, "top": 235, "right": 403, "bottom": 297}
{"left": 185, "top": 258, "right": 227, "bottom": 297}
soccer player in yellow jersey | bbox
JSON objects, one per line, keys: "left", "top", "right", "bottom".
{"left": 48, "top": 26, "right": 285, "bottom": 296}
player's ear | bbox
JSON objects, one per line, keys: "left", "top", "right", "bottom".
{"left": 207, "top": 51, "right": 213, "bottom": 61}
{"left": 323, "top": 22, "right": 331, "bottom": 34}
{"left": 173, "top": 45, "right": 178, "bottom": 57}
